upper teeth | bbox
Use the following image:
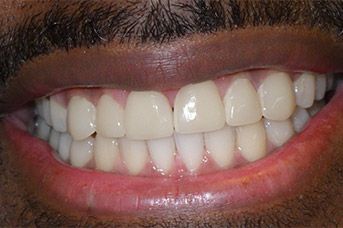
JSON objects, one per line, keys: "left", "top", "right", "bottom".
{"left": 32, "top": 70, "right": 332, "bottom": 175}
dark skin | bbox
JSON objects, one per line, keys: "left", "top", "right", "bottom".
{"left": 0, "top": 0, "right": 342, "bottom": 226}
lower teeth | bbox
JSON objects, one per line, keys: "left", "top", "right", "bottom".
{"left": 23, "top": 71, "right": 337, "bottom": 176}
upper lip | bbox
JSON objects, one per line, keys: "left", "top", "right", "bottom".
{"left": 0, "top": 26, "right": 342, "bottom": 113}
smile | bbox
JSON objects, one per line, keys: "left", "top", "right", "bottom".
{"left": 0, "top": 5, "right": 342, "bottom": 221}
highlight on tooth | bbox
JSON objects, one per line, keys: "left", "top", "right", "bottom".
{"left": 28, "top": 70, "right": 335, "bottom": 176}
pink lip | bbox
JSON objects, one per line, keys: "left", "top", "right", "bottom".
{"left": 2, "top": 84, "right": 342, "bottom": 218}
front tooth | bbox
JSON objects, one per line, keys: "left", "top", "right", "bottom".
{"left": 264, "top": 119, "right": 294, "bottom": 147}
{"left": 50, "top": 95, "right": 67, "bottom": 132}
{"left": 96, "top": 95, "right": 125, "bottom": 138}
{"left": 175, "top": 133, "right": 204, "bottom": 172}
{"left": 204, "top": 126, "right": 235, "bottom": 169}
{"left": 70, "top": 137, "right": 94, "bottom": 168}
{"left": 125, "top": 91, "right": 173, "bottom": 140}
{"left": 292, "top": 107, "right": 310, "bottom": 133}
{"left": 147, "top": 137, "right": 175, "bottom": 174}
{"left": 94, "top": 135, "right": 120, "bottom": 172}
{"left": 58, "top": 133, "right": 72, "bottom": 161}
{"left": 224, "top": 78, "right": 262, "bottom": 126}
{"left": 36, "top": 117, "right": 51, "bottom": 140}
{"left": 174, "top": 81, "right": 225, "bottom": 134}
{"left": 294, "top": 73, "right": 316, "bottom": 108}
{"left": 48, "top": 129, "right": 60, "bottom": 151}
{"left": 120, "top": 138, "right": 148, "bottom": 175}
{"left": 258, "top": 72, "right": 296, "bottom": 121}
{"left": 236, "top": 121, "right": 267, "bottom": 162}
{"left": 315, "top": 75, "right": 327, "bottom": 101}
{"left": 68, "top": 96, "right": 96, "bottom": 140}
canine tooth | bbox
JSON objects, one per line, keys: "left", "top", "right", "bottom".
{"left": 294, "top": 73, "right": 316, "bottom": 108}
{"left": 120, "top": 138, "right": 148, "bottom": 175}
{"left": 70, "top": 137, "right": 94, "bottom": 168}
{"left": 125, "top": 91, "right": 173, "bottom": 140}
{"left": 148, "top": 137, "right": 175, "bottom": 174}
{"left": 96, "top": 95, "right": 125, "bottom": 138}
{"left": 58, "top": 133, "right": 72, "bottom": 161}
{"left": 174, "top": 81, "right": 225, "bottom": 134}
{"left": 292, "top": 107, "right": 310, "bottom": 133}
{"left": 36, "top": 117, "right": 51, "bottom": 140}
{"left": 224, "top": 78, "right": 262, "bottom": 126}
{"left": 94, "top": 135, "right": 120, "bottom": 172}
{"left": 175, "top": 133, "right": 204, "bottom": 172}
{"left": 258, "top": 72, "right": 295, "bottom": 121}
{"left": 264, "top": 119, "right": 294, "bottom": 147}
{"left": 50, "top": 95, "right": 67, "bottom": 132}
{"left": 48, "top": 129, "right": 60, "bottom": 151}
{"left": 204, "top": 126, "right": 235, "bottom": 169}
{"left": 236, "top": 121, "right": 267, "bottom": 162}
{"left": 68, "top": 96, "right": 96, "bottom": 140}
{"left": 315, "top": 75, "right": 327, "bottom": 101}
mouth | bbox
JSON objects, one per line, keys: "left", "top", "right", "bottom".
{"left": 0, "top": 27, "right": 342, "bottom": 221}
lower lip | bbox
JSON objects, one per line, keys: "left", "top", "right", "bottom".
{"left": 1, "top": 85, "right": 342, "bottom": 217}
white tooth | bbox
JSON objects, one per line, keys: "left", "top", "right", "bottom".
{"left": 94, "top": 135, "right": 120, "bottom": 172}
{"left": 174, "top": 81, "right": 225, "bottom": 134}
{"left": 58, "top": 133, "right": 72, "bottom": 162}
{"left": 70, "top": 137, "right": 94, "bottom": 168}
{"left": 175, "top": 133, "right": 204, "bottom": 172}
{"left": 68, "top": 96, "right": 96, "bottom": 140}
{"left": 48, "top": 129, "right": 60, "bottom": 151}
{"left": 120, "top": 138, "right": 148, "bottom": 175}
{"left": 96, "top": 95, "right": 125, "bottom": 138}
{"left": 36, "top": 117, "right": 51, "bottom": 140}
{"left": 307, "top": 101, "right": 325, "bottom": 117}
{"left": 224, "top": 78, "right": 262, "bottom": 126}
{"left": 204, "top": 126, "right": 235, "bottom": 169}
{"left": 125, "top": 91, "right": 173, "bottom": 140}
{"left": 264, "top": 119, "right": 294, "bottom": 147}
{"left": 236, "top": 121, "right": 267, "bottom": 162}
{"left": 294, "top": 73, "right": 316, "bottom": 108}
{"left": 147, "top": 137, "right": 175, "bottom": 174}
{"left": 315, "top": 75, "right": 327, "bottom": 101}
{"left": 50, "top": 95, "right": 67, "bottom": 132}
{"left": 292, "top": 107, "right": 310, "bottom": 133}
{"left": 37, "top": 98, "right": 52, "bottom": 126}
{"left": 258, "top": 72, "right": 296, "bottom": 121}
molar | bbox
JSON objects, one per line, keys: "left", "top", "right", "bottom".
{"left": 125, "top": 91, "right": 173, "bottom": 140}
{"left": 174, "top": 81, "right": 225, "bottom": 134}
{"left": 67, "top": 96, "right": 96, "bottom": 140}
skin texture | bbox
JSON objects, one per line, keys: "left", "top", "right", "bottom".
{"left": 0, "top": 0, "right": 342, "bottom": 226}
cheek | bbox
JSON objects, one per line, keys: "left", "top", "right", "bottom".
{"left": 0, "top": 134, "right": 341, "bottom": 226}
